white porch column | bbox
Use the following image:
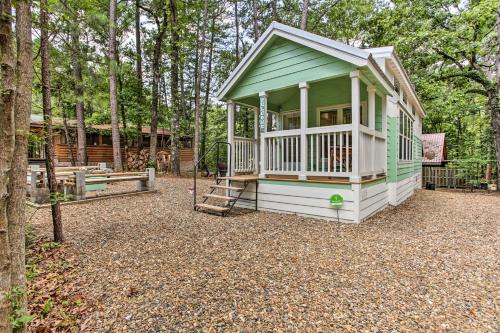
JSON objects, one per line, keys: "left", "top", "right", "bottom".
{"left": 299, "top": 81, "right": 309, "bottom": 180}
{"left": 253, "top": 107, "right": 259, "bottom": 175}
{"left": 387, "top": 95, "right": 399, "bottom": 206}
{"left": 368, "top": 85, "right": 377, "bottom": 177}
{"left": 258, "top": 92, "right": 268, "bottom": 178}
{"left": 350, "top": 71, "right": 361, "bottom": 183}
{"left": 227, "top": 101, "right": 235, "bottom": 177}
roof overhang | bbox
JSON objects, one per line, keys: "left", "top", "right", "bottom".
{"left": 217, "top": 22, "right": 394, "bottom": 101}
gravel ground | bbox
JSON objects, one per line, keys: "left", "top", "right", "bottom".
{"left": 30, "top": 177, "right": 500, "bottom": 332}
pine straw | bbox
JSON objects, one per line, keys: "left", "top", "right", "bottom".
{"left": 28, "top": 177, "right": 500, "bottom": 332}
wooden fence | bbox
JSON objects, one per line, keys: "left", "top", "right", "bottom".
{"left": 422, "top": 161, "right": 498, "bottom": 188}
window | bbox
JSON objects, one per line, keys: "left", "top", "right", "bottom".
{"left": 399, "top": 110, "right": 413, "bottom": 161}
{"left": 316, "top": 103, "right": 367, "bottom": 127}
{"left": 319, "top": 109, "right": 338, "bottom": 126}
{"left": 282, "top": 111, "right": 300, "bottom": 130}
{"left": 86, "top": 133, "right": 99, "bottom": 146}
{"left": 101, "top": 135, "right": 112, "bottom": 145}
{"left": 267, "top": 112, "right": 279, "bottom": 131}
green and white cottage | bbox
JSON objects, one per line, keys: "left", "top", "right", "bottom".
{"left": 197, "top": 22, "right": 424, "bottom": 223}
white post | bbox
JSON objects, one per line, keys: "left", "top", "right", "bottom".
{"left": 258, "top": 92, "right": 268, "bottom": 178}
{"left": 368, "top": 85, "right": 376, "bottom": 177}
{"left": 387, "top": 95, "right": 399, "bottom": 206}
{"left": 350, "top": 71, "right": 361, "bottom": 183}
{"left": 381, "top": 94, "right": 387, "bottom": 173}
{"left": 299, "top": 81, "right": 309, "bottom": 180}
{"left": 254, "top": 107, "right": 259, "bottom": 175}
{"left": 227, "top": 101, "right": 235, "bottom": 177}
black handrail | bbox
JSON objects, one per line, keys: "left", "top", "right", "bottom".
{"left": 193, "top": 141, "right": 231, "bottom": 210}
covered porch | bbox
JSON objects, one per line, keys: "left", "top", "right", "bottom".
{"left": 227, "top": 72, "right": 387, "bottom": 183}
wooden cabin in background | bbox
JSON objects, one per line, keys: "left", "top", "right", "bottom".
{"left": 29, "top": 114, "right": 194, "bottom": 172}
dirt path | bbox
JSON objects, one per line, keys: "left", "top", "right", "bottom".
{"left": 29, "top": 177, "right": 500, "bottom": 332}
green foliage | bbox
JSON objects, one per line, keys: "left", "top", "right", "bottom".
{"left": 41, "top": 298, "right": 54, "bottom": 319}
{"left": 7, "top": 287, "right": 33, "bottom": 329}
{"left": 41, "top": 241, "right": 62, "bottom": 251}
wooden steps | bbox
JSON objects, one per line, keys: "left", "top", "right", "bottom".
{"left": 209, "top": 184, "right": 244, "bottom": 191}
{"left": 203, "top": 194, "right": 236, "bottom": 201}
{"left": 195, "top": 203, "right": 230, "bottom": 213}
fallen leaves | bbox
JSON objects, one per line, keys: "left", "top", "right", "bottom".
{"left": 26, "top": 177, "right": 500, "bottom": 332}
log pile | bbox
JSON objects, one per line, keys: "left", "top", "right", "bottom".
{"left": 127, "top": 149, "right": 170, "bottom": 172}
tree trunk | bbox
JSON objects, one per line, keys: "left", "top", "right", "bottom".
{"left": 150, "top": 3, "right": 167, "bottom": 167}
{"left": 494, "top": 7, "right": 500, "bottom": 190}
{"left": 271, "top": 0, "right": 278, "bottom": 22}
{"left": 7, "top": 2, "right": 33, "bottom": 331}
{"left": 59, "top": 87, "right": 76, "bottom": 166}
{"left": 0, "top": 0, "right": 16, "bottom": 328}
{"left": 117, "top": 55, "right": 128, "bottom": 171}
{"left": 300, "top": 0, "right": 309, "bottom": 30}
{"left": 201, "top": 15, "right": 216, "bottom": 170}
{"left": 234, "top": 0, "right": 239, "bottom": 64}
{"left": 169, "top": 0, "right": 181, "bottom": 176}
{"left": 72, "top": 26, "right": 86, "bottom": 166}
{"left": 252, "top": 0, "right": 259, "bottom": 42}
{"left": 41, "top": 0, "right": 64, "bottom": 243}
{"left": 135, "top": 0, "right": 143, "bottom": 152}
{"left": 109, "top": 0, "right": 122, "bottom": 171}
{"left": 194, "top": 0, "right": 209, "bottom": 167}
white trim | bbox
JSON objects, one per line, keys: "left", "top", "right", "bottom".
{"left": 315, "top": 102, "right": 368, "bottom": 127}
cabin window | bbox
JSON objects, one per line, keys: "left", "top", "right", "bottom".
{"left": 399, "top": 110, "right": 413, "bottom": 161}
{"left": 282, "top": 111, "right": 300, "bottom": 130}
{"left": 86, "top": 133, "right": 99, "bottom": 146}
{"left": 101, "top": 134, "right": 112, "bottom": 145}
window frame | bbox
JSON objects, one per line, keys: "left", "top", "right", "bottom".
{"left": 398, "top": 108, "right": 414, "bottom": 162}
{"left": 316, "top": 102, "right": 367, "bottom": 127}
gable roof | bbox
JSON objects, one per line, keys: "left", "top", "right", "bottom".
{"left": 217, "top": 22, "right": 426, "bottom": 118}
{"left": 422, "top": 133, "right": 446, "bottom": 165}
{"left": 216, "top": 22, "right": 394, "bottom": 101}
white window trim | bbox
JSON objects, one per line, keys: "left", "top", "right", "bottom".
{"left": 280, "top": 109, "right": 300, "bottom": 130}
{"left": 398, "top": 108, "right": 414, "bottom": 162}
{"left": 316, "top": 101, "right": 368, "bottom": 127}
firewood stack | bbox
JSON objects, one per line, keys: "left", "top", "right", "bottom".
{"left": 127, "top": 149, "right": 170, "bottom": 172}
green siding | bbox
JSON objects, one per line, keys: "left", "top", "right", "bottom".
{"left": 387, "top": 117, "right": 398, "bottom": 183}
{"left": 227, "top": 37, "right": 355, "bottom": 100}
{"left": 397, "top": 162, "right": 414, "bottom": 181}
{"left": 414, "top": 136, "right": 422, "bottom": 174}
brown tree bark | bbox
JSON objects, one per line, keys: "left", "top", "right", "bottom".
{"left": 193, "top": 0, "right": 209, "bottom": 167}
{"left": 201, "top": 14, "right": 216, "bottom": 170}
{"left": 234, "top": 0, "right": 239, "bottom": 64}
{"left": 7, "top": 2, "right": 33, "bottom": 331}
{"left": 271, "top": 0, "right": 278, "bottom": 22}
{"left": 71, "top": 26, "right": 87, "bottom": 166}
{"left": 251, "top": 0, "right": 259, "bottom": 42}
{"left": 495, "top": 7, "right": 500, "bottom": 189}
{"left": 41, "top": 0, "right": 64, "bottom": 243}
{"left": 109, "top": 0, "right": 123, "bottom": 171}
{"left": 300, "top": 0, "right": 309, "bottom": 30}
{"left": 58, "top": 86, "right": 76, "bottom": 166}
{"left": 149, "top": 0, "right": 168, "bottom": 167}
{"left": 0, "top": 0, "right": 16, "bottom": 328}
{"left": 169, "top": 0, "right": 181, "bottom": 176}
{"left": 117, "top": 55, "right": 129, "bottom": 171}
{"left": 135, "top": 0, "right": 144, "bottom": 152}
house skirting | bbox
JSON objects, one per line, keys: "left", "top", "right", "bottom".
{"left": 233, "top": 177, "right": 391, "bottom": 223}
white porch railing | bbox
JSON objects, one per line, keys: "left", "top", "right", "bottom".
{"left": 260, "top": 124, "right": 386, "bottom": 178}
{"left": 234, "top": 137, "right": 255, "bottom": 173}
{"left": 306, "top": 125, "right": 352, "bottom": 177}
{"left": 262, "top": 129, "right": 301, "bottom": 174}
{"left": 359, "top": 125, "right": 386, "bottom": 176}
